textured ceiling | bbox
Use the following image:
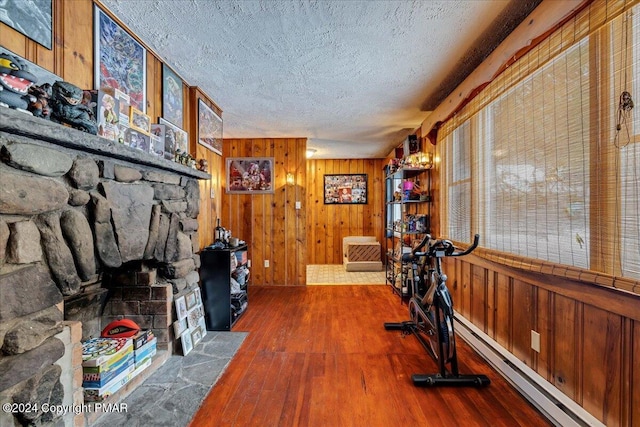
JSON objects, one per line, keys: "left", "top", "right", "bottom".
{"left": 100, "top": 0, "right": 541, "bottom": 159}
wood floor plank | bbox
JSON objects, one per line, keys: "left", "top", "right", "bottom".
{"left": 190, "top": 285, "right": 551, "bottom": 426}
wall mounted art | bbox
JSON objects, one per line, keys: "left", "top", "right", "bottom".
{"left": 226, "top": 157, "right": 274, "bottom": 194}
{"left": 162, "top": 64, "right": 183, "bottom": 127}
{"left": 0, "top": 0, "right": 52, "bottom": 49}
{"left": 324, "top": 174, "right": 368, "bottom": 204}
{"left": 94, "top": 5, "right": 146, "bottom": 112}
{"left": 198, "top": 99, "right": 223, "bottom": 155}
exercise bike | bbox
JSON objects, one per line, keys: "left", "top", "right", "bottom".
{"left": 384, "top": 233, "right": 490, "bottom": 387}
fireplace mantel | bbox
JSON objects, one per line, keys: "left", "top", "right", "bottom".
{"left": 0, "top": 108, "right": 211, "bottom": 181}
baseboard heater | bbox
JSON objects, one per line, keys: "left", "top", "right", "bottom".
{"left": 453, "top": 312, "right": 605, "bottom": 427}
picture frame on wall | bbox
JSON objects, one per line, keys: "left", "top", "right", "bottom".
{"left": 197, "top": 99, "right": 223, "bottom": 155}
{"left": 324, "top": 174, "right": 368, "bottom": 204}
{"left": 162, "top": 64, "right": 183, "bottom": 127}
{"left": 159, "top": 118, "right": 188, "bottom": 159}
{"left": 94, "top": 5, "right": 146, "bottom": 112}
{"left": 0, "top": 0, "right": 52, "bottom": 49}
{"left": 226, "top": 157, "right": 274, "bottom": 194}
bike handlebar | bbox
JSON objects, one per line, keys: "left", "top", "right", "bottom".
{"left": 409, "top": 233, "right": 480, "bottom": 259}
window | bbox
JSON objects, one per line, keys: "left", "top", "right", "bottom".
{"left": 482, "top": 41, "right": 590, "bottom": 268}
{"left": 446, "top": 121, "right": 471, "bottom": 243}
{"left": 440, "top": 4, "right": 640, "bottom": 281}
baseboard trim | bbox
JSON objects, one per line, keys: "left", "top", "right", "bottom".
{"left": 453, "top": 312, "right": 605, "bottom": 427}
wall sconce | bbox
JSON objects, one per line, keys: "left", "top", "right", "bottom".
{"left": 306, "top": 148, "right": 317, "bottom": 158}
{"left": 419, "top": 152, "right": 434, "bottom": 168}
{"left": 286, "top": 172, "right": 295, "bottom": 185}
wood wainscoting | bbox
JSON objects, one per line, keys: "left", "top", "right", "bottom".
{"left": 444, "top": 254, "right": 640, "bottom": 427}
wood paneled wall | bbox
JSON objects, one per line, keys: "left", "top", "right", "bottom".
{"left": 306, "top": 159, "right": 385, "bottom": 265}
{"left": 221, "top": 138, "right": 307, "bottom": 286}
{"left": 445, "top": 254, "right": 640, "bottom": 426}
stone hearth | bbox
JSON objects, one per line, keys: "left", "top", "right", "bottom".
{"left": 0, "top": 108, "right": 210, "bottom": 426}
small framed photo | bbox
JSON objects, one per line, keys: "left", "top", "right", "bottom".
{"left": 173, "top": 317, "right": 188, "bottom": 338}
{"left": 175, "top": 295, "right": 187, "bottom": 320}
{"left": 187, "top": 307, "right": 200, "bottom": 330}
{"left": 150, "top": 124, "right": 165, "bottom": 158}
{"left": 124, "top": 128, "right": 150, "bottom": 153}
{"left": 185, "top": 291, "right": 197, "bottom": 310}
{"left": 191, "top": 326, "right": 203, "bottom": 346}
{"left": 194, "top": 288, "right": 203, "bottom": 306}
{"left": 129, "top": 107, "right": 151, "bottom": 135}
{"left": 198, "top": 316, "right": 207, "bottom": 337}
{"left": 159, "top": 118, "right": 188, "bottom": 159}
{"left": 181, "top": 328, "right": 193, "bottom": 355}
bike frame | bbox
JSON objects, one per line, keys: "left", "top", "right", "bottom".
{"left": 385, "top": 234, "right": 490, "bottom": 387}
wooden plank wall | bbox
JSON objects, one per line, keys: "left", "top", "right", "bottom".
{"left": 221, "top": 138, "right": 307, "bottom": 286}
{"left": 445, "top": 254, "right": 640, "bottom": 426}
{"left": 306, "top": 159, "right": 385, "bottom": 265}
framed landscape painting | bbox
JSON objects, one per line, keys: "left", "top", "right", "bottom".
{"left": 198, "top": 99, "right": 223, "bottom": 155}
{"left": 94, "top": 5, "right": 146, "bottom": 112}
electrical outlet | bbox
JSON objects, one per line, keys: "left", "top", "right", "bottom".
{"left": 247, "top": 260, "right": 251, "bottom": 268}
{"left": 264, "top": 260, "right": 270, "bottom": 268}
{"left": 295, "top": 201, "right": 301, "bottom": 210}
{"left": 531, "top": 330, "right": 541, "bottom": 353}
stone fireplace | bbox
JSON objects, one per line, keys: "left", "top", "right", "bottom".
{"left": 0, "top": 108, "right": 210, "bottom": 426}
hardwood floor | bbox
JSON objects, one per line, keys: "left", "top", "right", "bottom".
{"left": 190, "top": 285, "right": 551, "bottom": 427}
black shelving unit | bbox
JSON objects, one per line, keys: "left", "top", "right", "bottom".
{"left": 200, "top": 244, "right": 250, "bottom": 331}
{"left": 384, "top": 167, "right": 431, "bottom": 298}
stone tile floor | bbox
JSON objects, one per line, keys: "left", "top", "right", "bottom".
{"left": 306, "top": 264, "right": 386, "bottom": 285}
{"left": 91, "top": 331, "right": 247, "bottom": 427}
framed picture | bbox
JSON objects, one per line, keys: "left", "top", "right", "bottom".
{"left": 129, "top": 107, "right": 151, "bottom": 135}
{"left": 175, "top": 295, "right": 188, "bottom": 320}
{"left": 194, "top": 288, "right": 203, "bottom": 306}
{"left": 149, "top": 125, "right": 165, "bottom": 158}
{"left": 181, "top": 328, "right": 193, "bottom": 356}
{"left": 198, "top": 99, "right": 223, "bottom": 155}
{"left": 162, "top": 64, "right": 183, "bottom": 127}
{"left": 187, "top": 307, "right": 200, "bottom": 330}
{"left": 94, "top": 5, "right": 146, "bottom": 112}
{"left": 226, "top": 157, "right": 274, "bottom": 194}
{"left": 0, "top": 0, "right": 52, "bottom": 49}
{"left": 172, "top": 317, "right": 188, "bottom": 338}
{"left": 191, "top": 326, "right": 203, "bottom": 346}
{"left": 185, "top": 291, "right": 197, "bottom": 310}
{"left": 159, "top": 118, "right": 188, "bottom": 159}
{"left": 124, "top": 128, "right": 150, "bottom": 153}
{"left": 324, "top": 174, "right": 368, "bottom": 204}
{"left": 198, "top": 316, "right": 207, "bottom": 337}
{"left": 95, "top": 90, "right": 120, "bottom": 141}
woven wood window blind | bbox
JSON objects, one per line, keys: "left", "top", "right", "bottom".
{"left": 439, "top": 0, "right": 640, "bottom": 289}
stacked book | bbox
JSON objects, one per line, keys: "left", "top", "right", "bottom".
{"left": 82, "top": 330, "right": 155, "bottom": 402}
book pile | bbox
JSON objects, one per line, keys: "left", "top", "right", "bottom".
{"left": 82, "top": 330, "right": 155, "bottom": 402}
